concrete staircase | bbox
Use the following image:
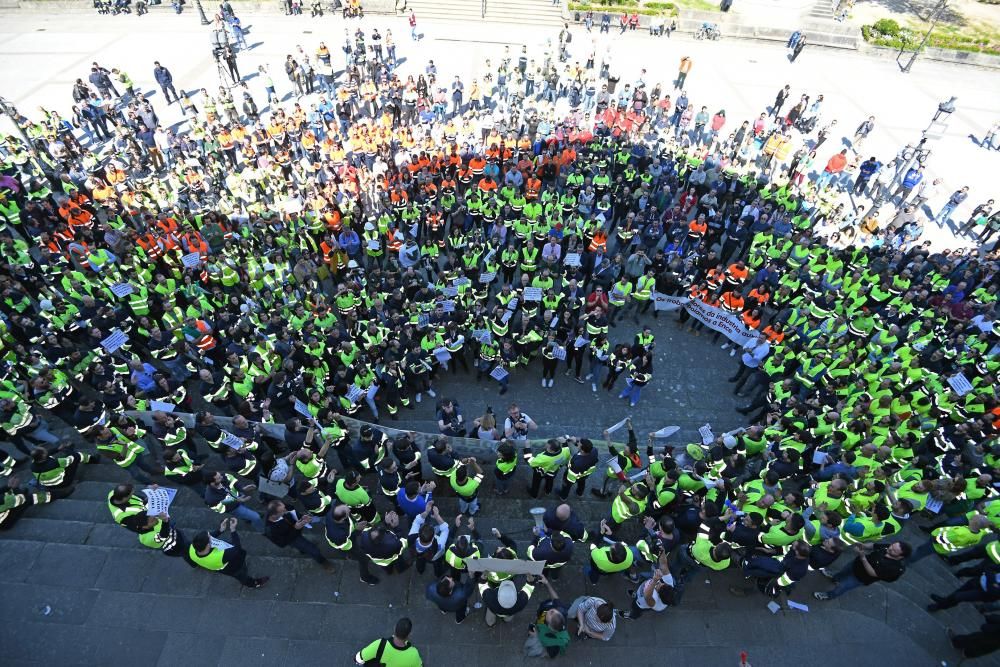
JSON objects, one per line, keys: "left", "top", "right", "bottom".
{"left": 407, "top": 0, "right": 563, "bottom": 26}
{"left": 807, "top": 0, "right": 837, "bottom": 20}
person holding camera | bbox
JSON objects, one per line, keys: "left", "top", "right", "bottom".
{"left": 436, "top": 399, "right": 466, "bottom": 437}
{"left": 503, "top": 403, "right": 538, "bottom": 442}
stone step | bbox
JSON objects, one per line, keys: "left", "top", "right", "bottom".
{"left": 6, "top": 511, "right": 587, "bottom": 574}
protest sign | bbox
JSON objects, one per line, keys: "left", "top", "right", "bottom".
{"left": 100, "top": 329, "right": 129, "bottom": 354}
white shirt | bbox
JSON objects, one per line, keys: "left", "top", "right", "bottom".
{"left": 504, "top": 412, "right": 534, "bottom": 441}
{"left": 635, "top": 573, "right": 674, "bottom": 611}
{"left": 741, "top": 339, "right": 771, "bottom": 368}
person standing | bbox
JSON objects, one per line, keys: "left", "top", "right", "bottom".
{"left": 264, "top": 500, "right": 333, "bottom": 569}
{"left": 729, "top": 332, "right": 770, "bottom": 396}
{"left": 567, "top": 595, "right": 617, "bottom": 641}
{"left": 676, "top": 56, "right": 692, "bottom": 90}
{"left": 790, "top": 34, "right": 807, "bottom": 62}
{"left": 355, "top": 617, "right": 423, "bottom": 666}
{"left": 483, "top": 578, "right": 535, "bottom": 627}
{"left": 854, "top": 115, "right": 875, "bottom": 149}
{"left": 186, "top": 518, "right": 269, "bottom": 589}
{"left": 813, "top": 541, "right": 910, "bottom": 600}
{"left": 153, "top": 61, "right": 179, "bottom": 104}
{"left": 409, "top": 11, "right": 418, "bottom": 41}
{"left": 426, "top": 574, "right": 475, "bottom": 623}
{"left": 771, "top": 84, "right": 790, "bottom": 119}
{"left": 935, "top": 185, "right": 969, "bottom": 225}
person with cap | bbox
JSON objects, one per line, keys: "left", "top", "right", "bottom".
{"left": 482, "top": 575, "right": 536, "bottom": 627}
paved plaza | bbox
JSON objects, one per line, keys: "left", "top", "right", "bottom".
{"left": 1, "top": 6, "right": 999, "bottom": 667}
{"left": 1, "top": 9, "right": 999, "bottom": 246}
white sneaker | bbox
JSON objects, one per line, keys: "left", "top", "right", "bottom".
{"left": 585, "top": 373, "right": 592, "bottom": 380}
{"left": 592, "top": 383, "right": 597, "bottom": 392}
{"left": 542, "top": 379, "right": 547, "bottom": 387}
{"left": 730, "top": 349, "right": 736, "bottom": 357}
{"left": 427, "top": 389, "right": 436, "bottom": 397}
{"left": 415, "top": 393, "right": 422, "bottom": 403}
{"left": 548, "top": 379, "right": 554, "bottom": 388}
{"left": 720, "top": 343, "right": 730, "bottom": 349}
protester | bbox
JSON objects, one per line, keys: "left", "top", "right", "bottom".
{"left": 0, "top": 18, "right": 997, "bottom": 664}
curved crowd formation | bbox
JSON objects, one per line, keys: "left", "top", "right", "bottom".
{"left": 1, "top": 12, "right": 1000, "bottom": 665}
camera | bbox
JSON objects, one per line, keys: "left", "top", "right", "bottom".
{"left": 212, "top": 46, "right": 226, "bottom": 62}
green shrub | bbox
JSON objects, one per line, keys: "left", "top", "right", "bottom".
{"left": 872, "top": 18, "right": 901, "bottom": 36}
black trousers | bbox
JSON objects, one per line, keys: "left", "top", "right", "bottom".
{"left": 529, "top": 469, "right": 556, "bottom": 497}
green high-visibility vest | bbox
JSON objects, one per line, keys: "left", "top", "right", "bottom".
{"left": 189, "top": 545, "right": 226, "bottom": 571}
{"left": 590, "top": 544, "right": 634, "bottom": 573}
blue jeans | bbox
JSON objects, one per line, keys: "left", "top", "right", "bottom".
{"left": 935, "top": 203, "right": 958, "bottom": 224}
{"left": 816, "top": 171, "right": 836, "bottom": 189}
{"left": 231, "top": 504, "right": 264, "bottom": 532}
{"left": 618, "top": 380, "right": 642, "bottom": 406}
{"left": 458, "top": 495, "right": 479, "bottom": 516}
{"left": 364, "top": 384, "right": 379, "bottom": 419}
{"left": 826, "top": 561, "right": 864, "bottom": 598}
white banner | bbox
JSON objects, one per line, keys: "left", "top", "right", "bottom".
{"left": 652, "top": 293, "right": 757, "bottom": 347}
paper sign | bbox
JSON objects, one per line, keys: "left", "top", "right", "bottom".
{"left": 150, "top": 400, "right": 175, "bottom": 413}
{"left": 110, "top": 283, "right": 134, "bottom": 298}
{"left": 143, "top": 487, "right": 177, "bottom": 516}
{"left": 441, "top": 300, "right": 456, "bottom": 313}
{"left": 434, "top": 347, "right": 452, "bottom": 363}
{"left": 787, "top": 601, "right": 809, "bottom": 612}
{"left": 925, "top": 497, "right": 943, "bottom": 514}
{"left": 101, "top": 329, "right": 130, "bottom": 354}
{"left": 221, "top": 430, "right": 245, "bottom": 450}
{"left": 606, "top": 418, "right": 629, "bottom": 435}
{"left": 767, "top": 601, "right": 781, "bottom": 614}
{"left": 453, "top": 277, "right": 470, "bottom": 287}
{"left": 574, "top": 336, "right": 590, "bottom": 349}
{"left": 346, "top": 385, "right": 365, "bottom": 402}
{"left": 181, "top": 252, "right": 202, "bottom": 268}
{"left": 366, "top": 239, "right": 381, "bottom": 251}
{"left": 442, "top": 286, "right": 459, "bottom": 297}
{"left": 501, "top": 310, "right": 513, "bottom": 324}
{"left": 417, "top": 313, "right": 430, "bottom": 327}
{"left": 472, "top": 329, "right": 492, "bottom": 344}
{"left": 553, "top": 345, "right": 567, "bottom": 360}
{"left": 490, "top": 366, "right": 509, "bottom": 382}
{"left": 294, "top": 398, "right": 313, "bottom": 418}
{"left": 506, "top": 298, "right": 519, "bottom": 311}
{"left": 550, "top": 317, "right": 559, "bottom": 328}
{"left": 652, "top": 426, "right": 680, "bottom": 439}
{"left": 210, "top": 537, "right": 234, "bottom": 550}
{"left": 523, "top": 287, "right": 543, "bottom": 301}
{"left": 480, "top": 271, "right": 496, "bottom": 284}
{"left": 258, "top": 476, "right": 289, "bottom": 498}
{"left": 564, "top": 252, "right": 582, "bottom": 267}
{"left": 698, "top": 423, "right": 714, "bottom": 445}
{"left": 812, "top": 449, "right": 831, "bottom": 466}
{"left": 947, "top": 373, "right": 973, "bottom": 397}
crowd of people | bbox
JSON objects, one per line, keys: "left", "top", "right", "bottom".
{"left": 1, "top": 6, "right": 1000, "bottom": 664}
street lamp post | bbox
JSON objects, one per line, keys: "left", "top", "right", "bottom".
{"left": 902, "top": 0, "right": 948, "bottom": 74}
{"left": 868, "top": 97, "right": 956, "bottom": 219}
{"left": 195, "top": 0, "right": 211, "bottom": 25}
